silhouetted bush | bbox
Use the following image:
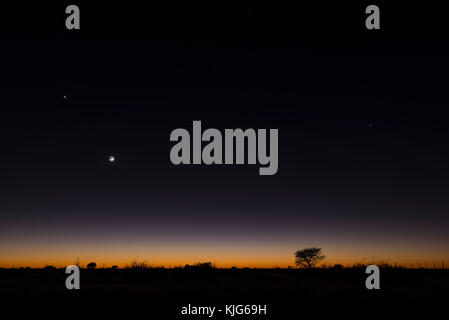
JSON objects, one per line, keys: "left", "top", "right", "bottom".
{"left": 352, "top": 258, "right": 391, "bottom": 269}
{"left": 87, "top": 262, "right": 97, "bottom": 269}
{"left": 126, "top": 259, "right": 150, "bottom": 270}
{"left": 194, "top": 262, "right": 215, "bottom": 269}
{"left": 184, "top": 262, "right": 215, "bottom": 270}
{"left": 43, "top": 265, "right": 56, "bottom": 270}
{"left": 74, "top": 258, "right": 82, "bottom": 268}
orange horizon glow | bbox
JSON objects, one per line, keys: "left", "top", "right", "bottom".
{"left": 2, "top": 249, "right": 448, "bottom": 269}
{"left": 2, "top": 219, "right": 449, "bottom": 269}
{"left": 2, "top": 260, "right": 448, "bottom": 269}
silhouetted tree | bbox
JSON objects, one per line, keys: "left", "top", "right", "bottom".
{"left": 87, "top": 262, "right": 97, "bottom": 269}
{"left": 294, "top": 247, "right": 325, "bottom": 269}
{"left": 111, "top": 265, "right": 118, "bottom": 269}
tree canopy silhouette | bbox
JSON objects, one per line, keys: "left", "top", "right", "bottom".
{"left": 295, "top": 247, "right": 325, "bottom": 268}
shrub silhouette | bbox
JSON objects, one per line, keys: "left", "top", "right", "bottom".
{"left": 126, "top": 259, "right": 150, "bottom": 270}
{"left": 294, "top": 247, "right": 325, "bottom": 269}
{"left": 352, "top": 258, "right": 391, "bottom": 269}
{"left": 74, "top": 258, "right": 82, "bottom": 268}
{"left": 87, "top": 262, "right": 97, "bottom": 269}
{"left": 111, "top": 265, "right": 118, "bottom": 269}
{"left": 195, "top": 262, "right": 214, "bottom": 269}
{"left": 43, "top": 265, "right": 56, "bottom": 270}
{"left": 184, "top": 262, "right": 215, "bottom": 270}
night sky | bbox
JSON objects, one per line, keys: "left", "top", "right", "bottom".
{"left": 1, "top": 3, "right": 448, "bottom": 267}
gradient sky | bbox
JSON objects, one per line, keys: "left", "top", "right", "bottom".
{"left": 1, "top": 3, "right": 448, "bottom": 268}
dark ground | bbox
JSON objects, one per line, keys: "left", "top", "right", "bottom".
{"left": 1, "top": 268, "right": 448, "bottom": 318}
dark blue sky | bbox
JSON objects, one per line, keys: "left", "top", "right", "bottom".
{"left": 0, "top": 2, "right": 448, "bottom": 267}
